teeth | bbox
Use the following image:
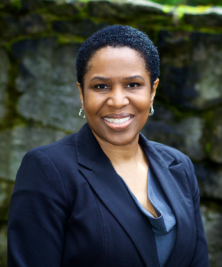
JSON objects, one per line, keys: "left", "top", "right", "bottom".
{"left": 104, "top": 117, "right": 131, "bottom": 124}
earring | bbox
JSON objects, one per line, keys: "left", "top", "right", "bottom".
{"left": 149, "top": 106, "right": 154, "bottom": 116}
{"left": 79, "top": 108, "right": 86, "bottom": 119}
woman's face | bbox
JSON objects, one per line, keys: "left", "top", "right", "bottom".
{"left": 78, "top": 46, "right": 159, "bottom": 147}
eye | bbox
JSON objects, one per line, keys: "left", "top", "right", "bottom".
{"left": 126, "top": 83, "right": 140, "bottom": 88}
{"left": 94, "top": 84, "right": 109, "bottom": 89}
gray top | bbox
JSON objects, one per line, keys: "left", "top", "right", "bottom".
{"left": 121, "top": 168, "right": 176, "bottom": 267}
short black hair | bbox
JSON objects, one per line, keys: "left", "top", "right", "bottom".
{"left": 76, "top": 25, "right": 159, "bottom": 92}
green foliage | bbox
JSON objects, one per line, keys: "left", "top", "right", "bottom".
{"left": 162, "top": 4, "right": 212, "bottom": 18}
{"left": 10, "top": 0, "right": 22, "bottom": 9}
{"left": 205, "top": 142, "right": 211, "bottom": 154}
{"left": 57, "top": 34, "right": 85, "bottom": 45}
{"left": 187, "top": 0, "right": 222, "bottom": 5}
{"left": 41, "top": 0, "right": 222, "bottom": 6}
{"left": 151, "top": 0, "right": 222, "bottom": 6}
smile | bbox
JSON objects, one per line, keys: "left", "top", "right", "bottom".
{"left": 103, "top": 115, "right": 134, "bottom": 130}
{"left": 104, "top": 117, "right": 131, "bottom": 124}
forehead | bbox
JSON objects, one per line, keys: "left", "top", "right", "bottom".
{"left": 86, "top": 46, "right": 148, "bottom": 77}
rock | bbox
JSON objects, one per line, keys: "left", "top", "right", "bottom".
{"left": 142, "top": 114, "right": 206, "bottom": 161}
{"left": 195, "top": 163, "right": 222, "bottom": 200}
{"left": 1, "top": 14, "right": 46, "bottom": 39}
{"left": 0, "top": 0, "right": 10, "bottom": 4}
{"left": 0, "top": 181, "right": 14, "bottom": 221}
{"left": 45, "top": 3, "right": 79, "bottom": 16}
{"left": 148, "top": 104, "right": 175, "bottom": 122}
{"left": 0, "top": 125, "right": 67, "bottom": 181}
{"left": 0, "top": 0, "right": 10, "bottom": 9}
{"left": 20, "top": 14, "right": 46, "bottom": 34}
{"left": 142, "top": 120, "right": 182, "bottom": 148}
{"left": 159, "top": 31, "right": 222, "bottom": 110}
{"left": 175, "top": 117, "right": 206, "bottom": 161}
{"left": 194, "top": 163, "right": 211, "bottom": 183}
{"left": 200, "top": 204, "right": 222, "bottom": 267}
{"left": 89, "top": 1, "right": 164, "bottom": 19}
{"left": 209, "top": 108, "right": 222, "bottom": 163}
{"left": 53, "top": 19, "right": 108, "bottom": 37}
{"left": 12, "top": 38, "right": 85, "bottom": 131}
{"left": 89, "top": 1, "right": 127, "bottom": 18}
{"left": 0, "top": 224, "right": 7, "bottom": 267}
{"left": 21, "top": 0, "right": 44, "bottom": 11}
{"left": 184, "top": 13, "right": 222, "bottom": 27}
{"left": 0, "top": 16, "right": 20, "bottom": 40}
{"left": 0, "top": 49, "right": 9, "bottom": 121}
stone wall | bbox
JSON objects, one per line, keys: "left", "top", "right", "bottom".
{"left": 0, "top": 0, "right": 222, "bottom": 266}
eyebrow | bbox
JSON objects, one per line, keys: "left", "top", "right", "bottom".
{"left": 123, "top": 75, "right": 145, "bottom": 81}
{"left": 90, "top": 76, "right": 111, "bottom": 82}
{"left": 90, "top": 75, "right": 144, "bottom": 82}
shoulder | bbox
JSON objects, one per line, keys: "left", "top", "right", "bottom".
{"left": 148, "top": 140, "right": 190, "bottom": 165}
{"left": 148, "top": 140, "right": 197, "bottom": 192}
{"left": 22, "top": 132, "right": 79, "bottom": 171}
{"left": 32, "top": 132, "right": 77, "bottom": 152}
{"left": 16, "top": 132, "right": 80, "bottom": 197}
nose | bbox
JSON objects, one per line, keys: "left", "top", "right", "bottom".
{"left": 106, "top": 86, "right": 129, "bottom": 109}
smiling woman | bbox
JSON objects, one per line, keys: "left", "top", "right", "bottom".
{"left": 8, "top": 25, "right": 209, "bottom": 267}
{"left": 78, "top": 46, "right": 158, "bottom": 146}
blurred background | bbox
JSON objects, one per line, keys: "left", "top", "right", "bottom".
{"left": 151, "top": 0, "right": 222, "bottom": 5}
{"left": 0, "top": 0, "right": 222, "bottom": 266}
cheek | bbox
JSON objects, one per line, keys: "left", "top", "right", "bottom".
{"left": 131, "top": 95, "right": 151, "bottom": 111}
{"left": 84, "top": 93, "right": 103, "bottom": 115}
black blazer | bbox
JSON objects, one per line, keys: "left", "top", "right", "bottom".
{"left": 8, "top": 123, "right": 209, "bottom": 267}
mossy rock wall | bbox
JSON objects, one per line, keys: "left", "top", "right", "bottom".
{"left": 0, "top": 1, "right": 222, "bottom": 266}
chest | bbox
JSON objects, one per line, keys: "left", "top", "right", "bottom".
{"left": 62, "top": 164, "right": 196, "bottom": 267}
{"left": 114, "top": 164, "right": 157, "bottom": 216}
{"left": 63, "top": 176, "right": 155, "bottom": 267}
{"left": 57, "top": 141, "right": 196, "bottom": 267}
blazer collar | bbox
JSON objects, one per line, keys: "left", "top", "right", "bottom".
{"left": 75, "top": 123, "right": 176, "bottom": 170}
{"left": 75, "top": 123, "right": 195, "bottom": 267}
{"left": 75, "top": 124, "right": 159, "bottom": 266}
{"left": 139, "top": 133, "right": 196, "bottom": 267}
{"left": 75, "top": 123, "right": 102, "bottom": 170}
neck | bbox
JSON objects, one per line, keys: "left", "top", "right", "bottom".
{"left": 92, "top": 133, "right": 143, "bottom": 166}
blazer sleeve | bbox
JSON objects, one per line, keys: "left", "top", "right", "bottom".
{"left": 185, "top": 156, "right": 209, "bottom": 267}
{"left": 8, "top": 149, "right": 69, "bottom": 267}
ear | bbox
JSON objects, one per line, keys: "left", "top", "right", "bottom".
{"left": 150, "top": 78, "right": 159, "bottom": 106}
{"left": 77, "top": 82, "right": 84, "bottom": 110}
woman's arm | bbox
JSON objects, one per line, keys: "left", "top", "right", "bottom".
{"left": 186, "top": 156, "right": 209, "bottom": 267}
{"left": 8, "top": 149, "right": 69, "bottom": 267}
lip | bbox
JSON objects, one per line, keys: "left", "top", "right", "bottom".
{"left": 103, "top": 113, "right": 132, "bottom": 119}
{"left": 102, "top": 114, "right": 134, "bottom": 130}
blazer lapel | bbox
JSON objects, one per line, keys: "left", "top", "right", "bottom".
{"left": 75, "top": 124, "right": 195, "bottom": 267}
{"left": 75, "top": 124, "right": 160, "bottom": 267}
{"left": 140, "top": 135, "right": 195, "bottom": 267}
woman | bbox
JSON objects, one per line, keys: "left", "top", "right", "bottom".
{"left": 8, "top": 25, "right": 209, "bottom": 267}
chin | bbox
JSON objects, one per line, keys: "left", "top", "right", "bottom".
{"left": 102, "top": 132, "right": 139, "bottom": 147}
